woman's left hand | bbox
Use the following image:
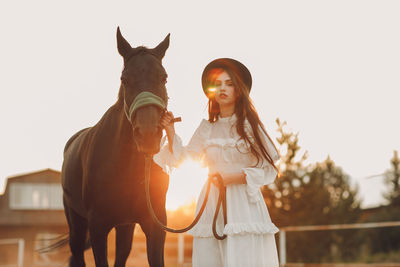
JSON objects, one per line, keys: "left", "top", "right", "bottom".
{"left": 209, "top": 172, "right": 226, "bottom": 187}
{"left": 209, "top": 172, "right": 247, "bottom": 186}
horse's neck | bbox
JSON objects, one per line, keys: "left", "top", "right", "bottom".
{"left": 97, "top": 101, "right": 137, "bottom": 151}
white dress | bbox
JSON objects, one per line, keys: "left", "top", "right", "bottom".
{"left": 153, "top": 114, "right": 280, "bottom": 267}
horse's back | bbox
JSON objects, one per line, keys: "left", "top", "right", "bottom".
{"left": 62, "top": 127, "right": 92, "bottom": 218}
{"left": 64, "top": 127, "right": 90, "bottom": 153}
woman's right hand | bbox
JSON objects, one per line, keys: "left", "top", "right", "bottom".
{"left": 160, "top": 111, "right": 175, "bottom": 147}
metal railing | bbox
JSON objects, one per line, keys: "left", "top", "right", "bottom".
{"left": 0, "top": 238, "right": 24, "bottom": 267}
{"left": 278, "top": 221, "right": 400, "bottom": 266}
{"left": 3, "top": 223, "right": 393, "bottom": 267}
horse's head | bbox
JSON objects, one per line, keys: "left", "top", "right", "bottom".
{"left": 117, "top": 27, "right": 170, "bottom": 155}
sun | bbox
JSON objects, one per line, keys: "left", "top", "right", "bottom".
{"left": 165, "top": 159, "right": 208, "bottom": 211}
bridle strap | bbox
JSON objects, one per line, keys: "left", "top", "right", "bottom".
{"left": 124, "top": 91, "right": 166, "bottom": 122}
{"left": 122, "top": 49, "right": 166, "bottom": 122}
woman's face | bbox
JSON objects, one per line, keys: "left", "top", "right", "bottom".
{"left": 214, "top": 71, "right": 237, "bottom": 106}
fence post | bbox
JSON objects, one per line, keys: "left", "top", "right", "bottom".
{"left": 279, "top": 230, "right": 286, "bottom": 266}
{"left": 177, "top": 234, "right": 184, "bottom": 266}
{"left": 18, "top": 238, "right": 24, "bottom": 267}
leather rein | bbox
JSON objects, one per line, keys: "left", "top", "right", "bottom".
{"left": 144, "top": 156, "right": 227, "bottom": 240}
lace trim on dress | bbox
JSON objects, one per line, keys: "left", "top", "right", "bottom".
{"left": 205, "top": 138, "right": 252, "bottom": 162}
{"left": 188, "top": 223, "right": 225, "bottom": 237}
{"left": 224, "top": 222, "right": 279, "bottom": 235}
{"left": 205, "top": 138, "right": 251, "bottom": 151}
{"left": 189, "top": 222, "right": 279, "bottom": 237}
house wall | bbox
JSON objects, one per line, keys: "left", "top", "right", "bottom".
{"left": 0, "top": 170, "right": 69, "bottom": 266}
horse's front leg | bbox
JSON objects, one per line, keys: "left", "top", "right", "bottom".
{"left": 141, "top": 213, "right": 166, "bottom": 267}
{"left": 114, "top": 223, "right": 135, "bottom": 267}
{"left": 89, "top": 220, "right": 112, "bottom": 267}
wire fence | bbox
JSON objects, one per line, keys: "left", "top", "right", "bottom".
{"left": 2, "top": 222, "right": 400, "bottom": 267}
{"left": 278, "top": 221, "right": 400, "bottom": 266}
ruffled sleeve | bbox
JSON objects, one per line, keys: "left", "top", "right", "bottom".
{"left": 186, "top": 119, "right": 211, "bottom": 162}
{"left": 153, "top": 134, "right": 184, "bottom": 174}
{"left": 242, "top": 120, "right": 280, "bottom": 202}
{"left": 153, "top": 119, "right": 211, "bottom": 174}
{"left": 242, "top": 163, "right": 278, "bottom": 203}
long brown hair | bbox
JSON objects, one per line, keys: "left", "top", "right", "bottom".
{"left": 206, "top": 67, "right": 279, "bottom": 174}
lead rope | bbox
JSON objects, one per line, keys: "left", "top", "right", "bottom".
{"left": 144, "top": 156, "right": 227, "bottom": 239}
{"left": 211, "top": 174, "right": 228, "bottom": 240}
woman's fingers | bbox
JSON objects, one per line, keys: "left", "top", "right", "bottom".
{"left": 160, "top": 111, "right": 176, "bottom": 133}
{"left": 208, "top": 172, "right": 217, "bottom": 178}
{"left": 208, "top": 172, "right": 224, "bottom": 187}
{"left": 160, "top": 112, "right": 173, "bottom": 127}
{"left": 162, "top": 111, "right": 174, "bottom": 121}
{"left": 166, "top": 111, "right": 174, "bottom": 122}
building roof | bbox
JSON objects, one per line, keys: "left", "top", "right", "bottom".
{"left": 1, "top": 169, "right": 61, "bottom": 197}
{"left": 6, "top": 168, "right": 60, "bottom": 179}
{"left": 0, "top": 168, "right": 66, "bottom": 226}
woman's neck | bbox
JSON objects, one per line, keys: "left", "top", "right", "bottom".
{"left": 219, "top": 104, "right": 235, "bottom": 118}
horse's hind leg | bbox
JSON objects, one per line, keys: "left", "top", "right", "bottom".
{"left": 141, "top": 220, "right": 166, "bottom": 267}
{"left": 114, "top": 224, "right": 135, "bottom": 267}
{"left": 64, "top": 202, "right": 88, "bottom": 267}
{"left": 89, "top": 220, "right": 112, "bottom": 267}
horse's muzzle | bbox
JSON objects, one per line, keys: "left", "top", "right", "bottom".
{"left": 133, "top": 126, "right": 162, "bottom": 155}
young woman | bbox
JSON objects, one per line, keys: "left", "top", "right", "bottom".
{"left": 154, "top": 58, "right": 280, "bottom": 267}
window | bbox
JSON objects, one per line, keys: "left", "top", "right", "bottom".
{"left": 9, "top": 183, "right": 63, "bottom": 210}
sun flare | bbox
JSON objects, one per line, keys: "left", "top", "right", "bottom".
{"left": 165, "top": 160, "right": 208, "bottom": 211}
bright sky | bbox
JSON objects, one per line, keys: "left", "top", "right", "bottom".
{"left": 0, "top": 1, "right": 399, "bottom": 209}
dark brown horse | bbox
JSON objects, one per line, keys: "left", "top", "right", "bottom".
{"left": 62, "top": 27, "right": 170, "bottom": 267}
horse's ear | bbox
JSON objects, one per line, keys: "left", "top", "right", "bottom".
{"left": 152, "top": 33, "right": 170, "bottom": 60}
{"left": 117, "top": 27, "right": 132, "bottom": 59}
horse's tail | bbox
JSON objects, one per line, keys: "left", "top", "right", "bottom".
{"left": 35, "top": 233, "right": 69, "bottom": 253}
{"left": 35, "top": 233, "right": 91, "bottom": 254}
{"left": 36, "top": 234, "right": 91, "bottom": 267}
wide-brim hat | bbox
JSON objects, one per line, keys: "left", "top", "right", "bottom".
{"left": 201, "top": 58, "right": 252, "bottom": 97}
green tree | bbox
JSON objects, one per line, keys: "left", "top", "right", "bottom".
{"left": 306, "top": 158, "right": 361, "bottom": 261}
{"left": 263, "top": 119, "right": 361, "bottom": 262}
{"left": 384, "top": 150, "right": 400, "bottom": 207}
{"left": 363, "top": 150, "right": 400, "bottom": 255}
{"left": 263, "top": 119, "right": 308, "bottom": 227}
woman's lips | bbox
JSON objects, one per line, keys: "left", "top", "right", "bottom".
{"left": 219, "top": 93, "right": 228, "bottom": 99}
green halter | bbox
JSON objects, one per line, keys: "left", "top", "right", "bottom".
{"left": 124, "top": 91, "right": 166, "bottom": 122}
